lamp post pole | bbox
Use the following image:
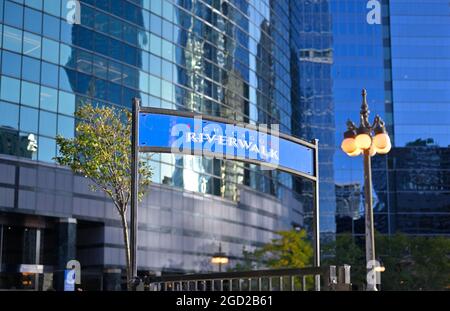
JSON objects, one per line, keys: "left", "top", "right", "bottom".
{"left": 340, "top": 89, "right": 392, "bottom": 291}
{"left": 363, "top": 149, "right": 377, "bottom": 291}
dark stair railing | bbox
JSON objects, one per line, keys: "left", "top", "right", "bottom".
{"left": 143, "top": 265, "right": 351, "bottom": 291}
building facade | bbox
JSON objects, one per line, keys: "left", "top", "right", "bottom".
{"left": 0, "top": 0, "right": 323, "bottom": 290}
{"left": 331, "top": 0, "right": 450, "bottom": 238}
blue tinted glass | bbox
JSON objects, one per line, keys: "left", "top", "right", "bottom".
{"left": 42, "top": 38, "right": 59, "bottom": 63}
{"left": 76, "top": 27, "right": 93, "bottom": 51}
{"left": 58, "top": 90, "right": 75, "bottom": 116}
{"left": 109, "top": 37, "right": 122, "bottom": 60}
{"left": 149, "top": 54, "right": 161, "bottom": 76}
{"left": 161, "top": 59, "right": 172, "bottom": 81}
{"left": 94, "top": 32, "right": 109, "bottom": 56}
{"left": 150, "top": 14, "right": 162, "bottom": 35}
{"left": 40, "top": 86, "right": 57, "bottom": 111}
{"left": 43, "top": 14, "right": 60, "bottom": 40}
{"left": 76, "top": 72, "right": 93, "bottom": 95}
{"left": 25, "top": 0, "right": 42, "bottom": 10}
{"left": 0, "top": 101, "right": 19, "bottom": 128}
{"left": 149, "top": 75, "right": 161, "bottom": 97}
{"left": 161, "top": 80, "right": 173, "bottom": 102}
{"left": 123, "top": 23, "right": 137, "bottom": 45}
{"left": 1, "top": 76, "right": 20, "bottom": 103}
{"left": 59, "top": 67, "right": 75, "bottom": 92}
{"left": 60, "top": 21, "right": 73, "bottom": 44}
{"left": 93, "top": 55, "right": 108, "bottom": 79}
{"left": 4, "top": 1, "right": 23, "bottom": 28}
{"left": 123, "top": 44, "right": 136, "bottom": 66}
{"left": 24, "top": 7, "right": 42, "bottom": 33}
{"left": 59, "top": 43, "right": 72, "bottom": 67}
{"left": 57, "top": 115, "right": 74, "bottom": 138}
{"left": 80, "top": 4, "right": 94, "bottom": 28}
{"left": 1, "top": 51, "right": 21, "bottom": 77}
{"left": 151, "top": 0, "right": 162, "bottom": 15}
{"left": 39, "top": 111, "right": 56, "bottom": 136}
{"left": 94, "top": 11, "right": 108, "bottom": 33}
{"left": 20, "top": 106, "right": 38, "bottom": 133}
{"left": 162, "top": 1, "right": 174, "bottom": 21}
{"left": 43, "top": 0, "right": 60, "bottom": 16}
{"left": 162, "top": 20, "right": 173, "bottom": 40}
{"left": 3, "top": 26, "right": 22, "bottom": 53}
{"left": 23, "top": 31, "right": 41, "bottom": 58}
{"left": 21, "top": 81, "right": 40, "bottom": 107}
{"left": 108, "top": 82, "right": 121, "bottom": 105}
{"left": 94, "top": 78, "right": 107, "bottom": 100}
{"left": 41, "top": 62, "right": 59, "bottom": 87}
{"left": 109, "top": 15, "right": 122, "bottom": 39}
{"left": 38, "top": 136, "right": 55, "bottom": 162}
{"left": 22, "top": 56, "right": 41, "bottom": 82}
{"left": 150, "top": 34, "right": 161, "bottom": 56}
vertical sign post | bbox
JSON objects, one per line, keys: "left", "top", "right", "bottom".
{"left": 130, "top": 98, "right": 140, "bottom": 290}
{"left": 313, "top": 139, "right": 321, "bottom": 291}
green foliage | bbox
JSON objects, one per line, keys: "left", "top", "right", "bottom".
{"left": 256, "top": 229, "right": 314, "bottom": 269}
{"left": 55, "top": 104, "right": 152, "bottom": 213}
{"left": 324, "top": 233, "right": 450, "bottom": 290}
{"left": 377, "top": 234, "right": 450, "bottom": 290}
{"left": 54, "top": 104, "right": 152, "bottom": 286}
{"left": 231, "top": 229, "right": 314, "bottom": 271}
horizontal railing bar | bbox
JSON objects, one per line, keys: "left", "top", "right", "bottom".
{"left": 148, "top": 267, "right": 329, "bottom": 283}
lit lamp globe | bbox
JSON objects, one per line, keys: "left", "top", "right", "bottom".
{"left": 341, "top": 138, "right": 357, "bottom": 154}
{"left": 369, "top": 145, "right": 377, "bottom": 157}
{"left": 355, "top": 128, "right": 372, "bottom": 150}
{"left": 341, "top": 129, "right": 358, "bottom": 154}
{"left": 374, "top": 132, "right": 390, "bottom": 149}
{"left": 373, "top": 125, "right": 392, "bottom": 154}
{"left": 377, "top": 138, "right": 391, "bottom": 154}
{"left": 348, "top": 148, "right": 362, "bottom": 157}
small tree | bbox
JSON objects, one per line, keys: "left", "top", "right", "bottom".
{"left": 55, "top": 104, "right": 152, "bottom": 288}
{"left": 256, "top": 229, "right": 314, "bottom": 269}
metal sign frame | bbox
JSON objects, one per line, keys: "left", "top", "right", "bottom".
{"left": 130, "top": 98, "right": 321, "bottom": 290}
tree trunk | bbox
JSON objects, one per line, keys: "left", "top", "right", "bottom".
{"left": 119, "top": 209, "right": 132, "bottom": 290}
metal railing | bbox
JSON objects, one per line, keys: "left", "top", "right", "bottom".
{"left": 145, "top": 265, "right": 351, "bottom": 291}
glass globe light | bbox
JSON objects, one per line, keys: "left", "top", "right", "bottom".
{"left": 374, "top": 132, "right": 390, "bottom": 150}
{"left": 369, "top": 145, "right": 377, "bottom": 157}
{"left": 341, "top": 137, "right": 357, "bottom": 154}
{"left": 377, "top": 139, "right": 392, "bottom": 154}
{"left": 355, "top": 132, "right": 372, "bottom": 150}
{"left": 348, "top": 148, "right": 362, "bottom": 157}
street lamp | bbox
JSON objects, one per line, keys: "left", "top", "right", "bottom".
{"left": 211, "top": 244, "right": 229, "bottom": 272}
{"left": 340, "top": 89, "right": 391, "bottom": 291}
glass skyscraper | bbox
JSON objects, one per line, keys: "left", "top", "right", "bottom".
{"left": 0, "top": 0, "right": 324, "bottom": 290}
{"left": 330, "top": 0, "right": 450, "bottom": 238}
{"left": 0, "top": 0, "right": 448, "bottom": 291}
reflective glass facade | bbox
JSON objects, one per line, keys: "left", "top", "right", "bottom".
{"left": 0, "top": 0, "right": 320, "bottom": 284}
{"left": 0, "top": 0, "right": 449, "bottom": 288}
{"left": 331, "top": 0, "right": 450, "bottom": 237}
